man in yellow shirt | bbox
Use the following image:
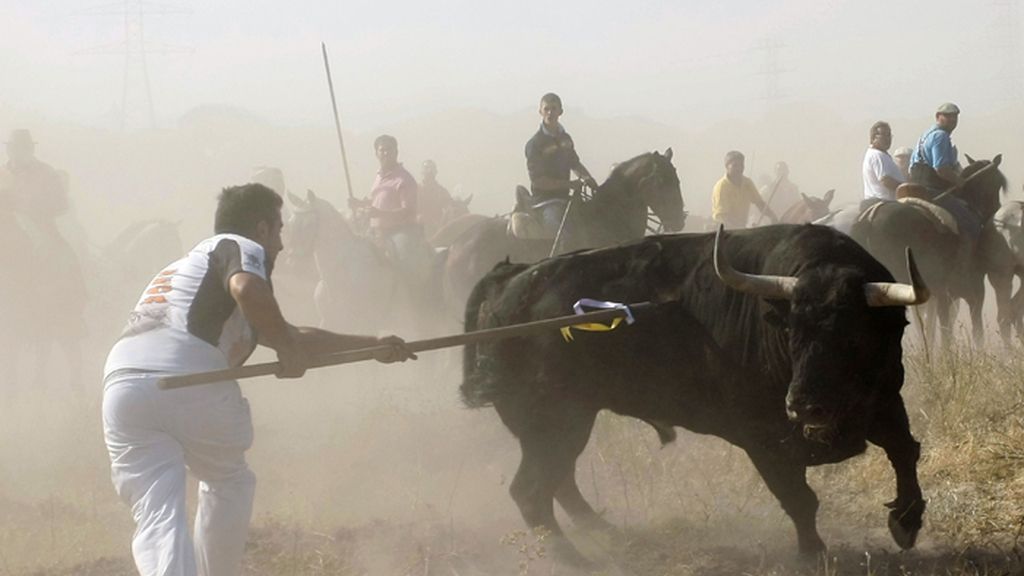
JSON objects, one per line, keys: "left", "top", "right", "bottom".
{"left": 712, "top": 150, "right": 777, "bottom": 229}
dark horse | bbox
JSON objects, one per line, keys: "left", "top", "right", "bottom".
{"left": 850, "top": 155, "right": 1005, "bottom": 346}
{"left": 442, "top": 149, "right": 685, "bottom": 317}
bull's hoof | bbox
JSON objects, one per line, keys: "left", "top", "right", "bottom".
{"left": 797, "top": 533, "right": 827, "bottom": 557}
{"left": 886, "top": 499, "right": 925, "bottom": 549}
{"left": 550, "top": 536, "right": 596, "bottom": 570}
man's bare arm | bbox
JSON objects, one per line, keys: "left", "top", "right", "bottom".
{"left": 230, "top": 271, "right": 307, "bottom": 377}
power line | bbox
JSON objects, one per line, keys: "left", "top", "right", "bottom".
{"left": 992, "top": 0, "right": 1023, "bottom": 104}
{"left": 752, "top": 37, "right": 789, "bottom": 103}
{"left": 78, "top": 0, "right": 192, "bottom": 130}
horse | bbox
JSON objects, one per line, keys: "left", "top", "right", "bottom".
{"left": 849, "top": 155, "right": 1006, "bottom": 347}
{"left": 442, "top": 149, "right": 686, "bottom": 319}
{"left": 284, "top": 190, "right": 443, "bottom": 338}
{"left": 778, "top": 190, "right": 835, "bottom": 224}
{"left": 980, "top": 200, "right": 1024, "bottom": 346}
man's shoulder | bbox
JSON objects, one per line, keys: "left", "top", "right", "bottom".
{"left": 712, "top": 176, "right": 729, "bottom": 190}
{"left": 525, "top": 128, "right": 548, "bottom": 150}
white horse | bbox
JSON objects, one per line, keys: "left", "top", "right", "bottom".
{"left": 284, "top": 190, "right": 443, "bottom": 338}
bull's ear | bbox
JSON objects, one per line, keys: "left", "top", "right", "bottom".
{"left": 993, "top": 153, "right": 1003, "bottom": 167}
{"left": 965, "top": 153, "right": 976, "bottom": 165}
{"left": 306, "top": 189, "right": 319, "bottom": 202}
{"left": 664, "top": 147, "right": 674, "bottom": 161}
{"left": 823, "top": 189, "right": 835, "bottom": 205}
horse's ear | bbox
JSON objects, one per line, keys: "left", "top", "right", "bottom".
{"left": 823, "top": 189, "right": 835, "bottom": 205}
{"left": 664, "top": 147, "right": 673, "bottom": 161}
{"left": 287, "top": 191, "right": 306, "bottom": 208}
{"left": 965, "top": 153, "right": 976, "bottom": 165}
{"left": 800, "top": 192, "right": 810, "bottom": 203}
{"left": 464, "top": 193, "right": 473, "bottom": 205}
{"left": 306, "top": 189, "right": 319, "bottom": 202}
{"left": 993, "top": 154, "right": 1003, "bottom": 167}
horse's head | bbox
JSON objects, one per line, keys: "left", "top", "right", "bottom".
{"left": 284, "top": 189, "right": 355, "bottom": 265}
{"left": 609, "top": 148, "right": 686, "bottom": 232}
{"left": 959, "top": 154, "right": 1005, "bottom": 222}
{"left": 783, "top": 189, "right": 835, "bottom": 223}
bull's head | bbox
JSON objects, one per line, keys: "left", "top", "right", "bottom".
{"left": 713, "top": 226, "right": 928, "bottom": 441}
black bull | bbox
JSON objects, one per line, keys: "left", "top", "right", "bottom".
{"left": 461, "top": 224, "right": 929, "bottom": 562}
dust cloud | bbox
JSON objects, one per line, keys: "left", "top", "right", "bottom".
{"left": 3, "top": 0, "right": 1024, "bottom": 574}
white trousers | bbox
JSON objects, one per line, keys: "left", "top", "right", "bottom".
{"left": 102, "top": 372, "right": 256, "bottom": 576}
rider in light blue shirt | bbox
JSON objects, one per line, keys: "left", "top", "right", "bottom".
{"left": 909, "top": 102, "right": 962, "bottom": 189}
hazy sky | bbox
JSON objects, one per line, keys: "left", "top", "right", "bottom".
{"left": 1, "top": 0, "right": 1019, "bottom": 131}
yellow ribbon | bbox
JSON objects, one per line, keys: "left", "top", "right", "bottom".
{"left": 560, "top": 317, "right": 624, "bottom": 342}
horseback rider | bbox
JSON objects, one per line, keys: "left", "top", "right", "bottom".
{"left": 525, "top": 93, "right": 598, "bottom": 242}
{"left": 909, "top": 103, "right": 963, "bottom": 193}
{"left": 418, "top": 159, "right": 454, "bottom": 238}
{"left": 349, "top": 135, "right": 432, "bottom": 280}
{"left": 0, "top": 128, "right": 86, "bottom": 388}
{"left": 759, "top": 161, "right": 801, "bottom": 218}
{"left": 712, "top": 150, "right": 777, "bottom": 229}
{"left": 862, "top": 121, "right": 905, "bottom": 202}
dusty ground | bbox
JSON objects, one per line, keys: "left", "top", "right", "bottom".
{"left": 4, "top": 330, "right": 1024, "bottom": 575}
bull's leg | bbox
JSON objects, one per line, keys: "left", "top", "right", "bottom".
{"left": 867, "top": 398, "right": 925, "bottom": 550}
{"left": 745, "top": 450, "right": 825, "bottom": 555}
{"left": 551, "top": 412, "right": 615, "bottom": 531}
{"left": 507, "top": 407, "right": 597, "bottom": 566}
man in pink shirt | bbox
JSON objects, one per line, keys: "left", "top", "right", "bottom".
{"left": 350, "top": 135, "right": 431, "bottom": 278}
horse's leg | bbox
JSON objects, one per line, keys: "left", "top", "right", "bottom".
{"left": 966, "top": 279, "right": 986, "bottom": 348}
{"left": 936, "top": 294, "right": 954, "bottom": 350}
{"left": 991, "top": 269, "right": 1015, "bottom": 347}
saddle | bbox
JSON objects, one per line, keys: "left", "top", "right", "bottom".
{"left": 858, "top": 197, "right": 959, "bottom": 237}
{"left": 507, "top": 185, "right": 561, "bottom": 240}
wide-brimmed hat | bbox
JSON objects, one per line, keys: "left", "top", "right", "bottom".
{"left": 6, "top": 129, "right": 35, "bottom": 146}
{"left": 936, "top": 102, "right": 960, "bottom": 115}
{"left": 892, "top": 146, "right": 913, "bottom": 158}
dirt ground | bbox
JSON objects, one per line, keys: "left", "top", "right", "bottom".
{"left": 4, "top": 326, "right": 1024, "bottom": 576}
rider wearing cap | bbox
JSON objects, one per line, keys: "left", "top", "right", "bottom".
{"left": 909, "top": 103, "right": 963, "bottom": 191}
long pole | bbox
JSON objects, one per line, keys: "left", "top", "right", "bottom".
{"left": 158, "top": 303, "right": 654, "bottom": 389}
{"left": 322, "top": 42, "right": 354, "bottom": 201}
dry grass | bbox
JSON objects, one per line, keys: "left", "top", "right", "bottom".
{"left": 5, "top": 341, "right": 1024, "bottom": 575}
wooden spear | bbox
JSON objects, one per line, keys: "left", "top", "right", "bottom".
{"left": 158, "top": 302, "right": 653, "bottom": 390}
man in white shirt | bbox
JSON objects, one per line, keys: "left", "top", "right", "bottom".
{"left": 862, "top": 121, "right": 904, "bottom": 201}
{"left": 102, "top": 183, "right": 415, "bottom": 576}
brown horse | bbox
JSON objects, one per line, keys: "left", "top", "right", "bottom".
{"left": 778, "top": 190, "right": 835, "bottom": 224}
{"left": 442, "top": 149, "right": 686, "bottom": 320}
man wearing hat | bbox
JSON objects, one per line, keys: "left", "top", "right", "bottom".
{"left": 1, "top": 129, "right": 69, "bottom": 225}
{"left": 1, "top": 128, "right": 86, "bottom": 390}
{"left": 909, "top": 103, "right": 963, "bottom": 191}
{"left": 892, "top": 146, "right": 913, "bottom": 181}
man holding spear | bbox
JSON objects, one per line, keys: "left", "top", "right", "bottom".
{"left": 101, "top": 183, "right": 415, "bottom": 576}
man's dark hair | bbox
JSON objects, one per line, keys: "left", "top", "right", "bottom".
{"left": 214, "top": 183, "right": 283, "bottom": 236}
{"left": 374, "top": 134, "right": 398, "bottom": 150}
{"left": 540, "top": 92, "right": 563, "bottom": 109}
{"left": 869, "top": 121, "right": 890, "bottom": 141}
{"left": 724, "top": 150, "right": 744, "bottom": 165}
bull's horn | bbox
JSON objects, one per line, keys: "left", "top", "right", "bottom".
{"left": 864, "top": 248, "right": 930, "bottom": 307}
{"left": 713, "top": 225, "right": 797, "bottom": 300}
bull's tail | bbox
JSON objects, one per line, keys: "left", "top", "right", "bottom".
{"left": 460, "top": 260, "right": 526, "bottom": 408}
